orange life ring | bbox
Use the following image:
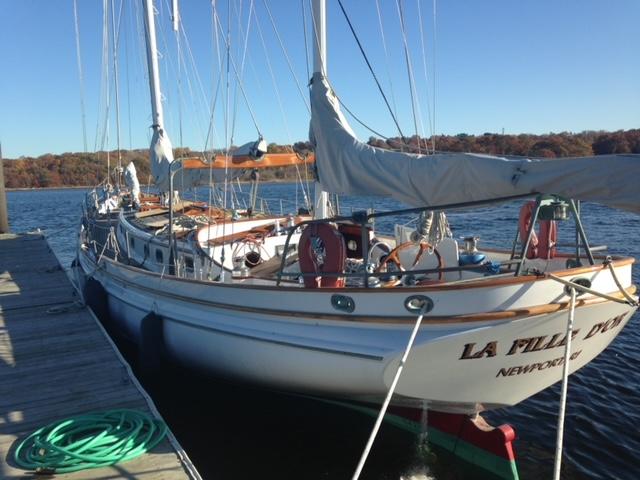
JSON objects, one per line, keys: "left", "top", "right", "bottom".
{"left": 518, "top": 201, "right": 557, "bottom": 260}
{"left": 298, "top": 224, "right": 347, "bottom": 288}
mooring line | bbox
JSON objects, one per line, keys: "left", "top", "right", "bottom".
{"left": 351, "top": 304, "right": 427, "bottom": 480}
{"left": 553, "top": 287, "right": 576, "bottom": 480}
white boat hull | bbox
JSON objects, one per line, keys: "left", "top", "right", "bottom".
{"left": 78, "top": 247, "right": 637, "bottom": 414}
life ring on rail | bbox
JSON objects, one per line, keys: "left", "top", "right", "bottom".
{"left": 518, "top": 201, "right": 557, "bottom": 260}
{"left": 298, "top": 224, "right": 346, "bottom": 288}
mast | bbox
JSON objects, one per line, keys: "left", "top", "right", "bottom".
{"left": 142, "top": 0, "right": 165, "bottom": 133}
{"left": 312, "top": 0, "right": 329, "bottom": 219}
{"left": 142, "top": 0, "right": 177, "bottom": 274}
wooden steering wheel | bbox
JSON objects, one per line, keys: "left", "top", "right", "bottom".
{"left": 376, "top": 241, "right": 444, "bottom": 282}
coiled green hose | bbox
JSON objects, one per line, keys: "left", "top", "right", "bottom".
{"left": 14, "top": 409, "right": 168, "bottom": 474}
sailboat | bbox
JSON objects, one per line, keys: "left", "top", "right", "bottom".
{"left": 77, "top": 0, "right": 639, "bottom": 420}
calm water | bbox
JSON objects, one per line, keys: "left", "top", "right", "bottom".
{"left": 6, "top": 186, "right": 640, "bottom": 480}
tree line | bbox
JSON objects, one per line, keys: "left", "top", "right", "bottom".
{"left": 2, "top": 129, "right": 638, "bottom": 188}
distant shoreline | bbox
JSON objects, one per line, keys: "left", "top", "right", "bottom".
{"left": 6, "top": 185, "right": 93, "bottom": 192}
{"left": 6, "top": 178, "right": 299, "bottom": 192}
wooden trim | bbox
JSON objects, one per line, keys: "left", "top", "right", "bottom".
{"left": 97, "top": 253, "right": 637, "bottom": 325}
{"left": 103, "top": 251, "right": 635, "bottom": 295}
{"left": 181, "top": 153, "right": 315, "bottom": 170}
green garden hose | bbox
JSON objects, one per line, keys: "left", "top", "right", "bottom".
{"left": 14, "top": 409, "right": 167, "bottom": 474}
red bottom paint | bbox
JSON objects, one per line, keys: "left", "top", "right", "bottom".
{"left": 428, "top": 411, "right": 516, "bottom": 461}
{"left": 387, "top": 405, "right": 516, "bottom": 461}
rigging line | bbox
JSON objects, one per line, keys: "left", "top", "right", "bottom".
{"left": 72, "top": 0, "right": 88, "bottom": 152}
{"left": 396, "top": 0, "right": 424, "bottom": 154}
{"left": 337, "top": 97, "right": 389, "bottom": 141}
{"left": 230, "top": 0, "right": 255, "bottom": 145}
{"left": 339, "top": 98, "right": 434, "bottom": 154}
{"left": 204, "top": 0, "right": 225, "bottom": 156}
{"left": 416, "top": 0, "right": 435, "bottom": 153}
{"left": 94, "top": 0, "right": 107, "bottom": 152}
{"left": 253, "top": 6, "right": 310, "bottom": 208}
{"left": 175, "top": 6, "right": 183, "bottom": 147}
{"left": 432, "top": 0, "right": 437, "bottom": 150}
{"left": 202, "top": 65, "right": 223, "bottom": 154}
{"left": 110, "top": 0, "right": 124, "bottom": 176}
{"left": 374, "top": 0, "right": 399, "bottom": 124}
{"left": 123, "top": 2, "right": 133, "bottom": 148}
{"left": 101, "top": 0, "right": 111, "bottom": 180}
{"left": 336, "top": 0, "right": 406, "bottom": 142}
{"left": 296, "top": 0, "right": 311, "bottom": 204}
{"left": 166, "top": 4, "right": 211, "bottom": 147}
{"left": 159, "top": 0, "right": 219, "bottom": 148}
{"left": 212, "top": 8, "right": 263, "bottom": 137}
{"left": 301, "top": 0, "right": 311, "bottom": 87}
{"left": 220, "top": 0, "right": 232, "bottom": 279}
{"left": 261, "top": 0, "right": 311, "bottom": 114}
{"left": 230, "top": 0, "right": 246, "bottom": 146}
{"left": 207, "top": 0, "right": 222, "bottom": 220}
{"left": 253, "top": 8, "right": 292, "bottom": 142}
{"left": 326, "top": 75, "right": 422, "bottom": 152}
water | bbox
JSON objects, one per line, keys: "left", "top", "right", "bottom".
{"left": 6, "top": 186, "right": 640, "bottom": 479}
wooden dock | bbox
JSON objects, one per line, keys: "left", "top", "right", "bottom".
{"left": 0, "top": 233, "right": 200, "bottom": 479}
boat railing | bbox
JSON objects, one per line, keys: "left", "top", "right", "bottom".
{"left": 274, "top": 260, "right": 522, "bottom": 285}
{"left": 275, "top": 193, "right": 538, "bottom": 287}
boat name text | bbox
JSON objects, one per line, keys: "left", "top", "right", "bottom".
{"left": 495, "top": 350, "right": 583, "bottom": 377}
{"left": 459, "top": 314, "right": 626, "bottom": 360}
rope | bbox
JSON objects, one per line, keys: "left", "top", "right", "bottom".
{"left": 46, "top": 301, "right": 85, "bottom": 315}
{"left": 395, "top": 0, "right": 424, "bottom": 154}
{"left": 252, "top": 6, "right": 310, "bottom": 209}
{"left": 261, "top": 0, "right": 311, "bottom": 114}
{"left": 604, "top": 256, "right": 639, "bottom": 306}
{"left": 374, "top": 0, "right": 399, "bottom": 126}
{"left": 546, "top": 272, "right": 636, "bottom": 306}
{"left": 416, "top": 0, "right": 435, "bottom": 152}
{"left": 212, "top": 7, "right": 263, "bottom": 138}
{"left": 72, "top": 0, "right": 88, "bottom": 152}
{"left": 553, "top": 288, "right": 576, "bottom": 480}
{"left": 351, "top": 304, "right": 428, "bottom": 480}
{"left": 14, "top": 409, "right": 167, "bottom": 474}
{"left": 336, "top": 0, "right": 406, "bottom": 140}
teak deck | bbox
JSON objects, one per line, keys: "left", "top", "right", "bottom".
{"left": 0, "top": 233, "right": 199, "bottom": 479}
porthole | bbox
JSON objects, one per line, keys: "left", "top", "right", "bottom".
{"left": 404, "top": 295, "right": 434, "bottom": 314}
{"left": 331, "top": 294, "right": 355, "bottom": 313}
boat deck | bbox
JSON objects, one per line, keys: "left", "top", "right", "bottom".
{"left": 0, "top": 233, "right": 199, "bottom": 479}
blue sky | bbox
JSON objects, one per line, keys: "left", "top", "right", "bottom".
{"left": 0, "top": 0, "right": 638, "bottom": 158}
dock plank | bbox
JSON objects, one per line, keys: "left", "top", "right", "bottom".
{"left": 0, "top": 233, "right": 198, "bottom": 480}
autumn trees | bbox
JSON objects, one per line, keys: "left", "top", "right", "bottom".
{"left": 3, "top": 129, "right": 638, "bottom": 188}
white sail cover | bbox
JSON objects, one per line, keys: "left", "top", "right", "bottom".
{"left": 151, "top": 133, "right": 259, "bottom": 191}
{"left": 310, "top": 73, "right": 640, "bottom": 214}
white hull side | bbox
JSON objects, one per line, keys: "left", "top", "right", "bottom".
{"left": 78, "top": 248, "right": 637, "bottom": 414}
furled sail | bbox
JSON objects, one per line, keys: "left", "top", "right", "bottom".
{"left": 310, "top": 73, "right": 640, "bottom": 214}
